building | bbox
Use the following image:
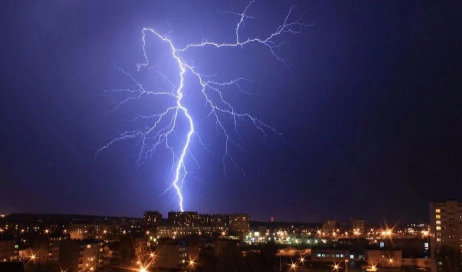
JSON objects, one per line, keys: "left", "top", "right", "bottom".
{"left": 31, "top": 235, "right": 69, "bottom": 262}
{"left": 323, "top": 219, "right": 336, "bottom": 236}
{"left": 153, "top": 241, "right": 189, "bottom": 271}
{"left": 0, "top": 239, "right": 19, "bottom": 262}
{"left": 429, "top": 200, "right": 462, "bottom": 272}
{"left": 211, "top": 214, "right": 228, "bottom": 232}
{"left": 59, "top": 240, "right": 104, "bottom": 272}
{"left": 351, "top": 219, "right": 365, "bottom": 235}
{"left": 69, "top": 222, "right": 105, "bottom": 240}
{"left": 133, "top": 237, "right": 150, "bottom": 266}
{"left": 143, "top": 211, "right": 162, "bottom": 226}
{"left": 168, "top": 212, "right": 199, "bottom": 227}
{"left": 198, "top": 214, "right": 228, "bottom": 233}
{"left": 366, "top": 249, "right": 402, "bottom": 269}
{"left": 228, "top": 214, "right": 250, "bottom": 234}
{"left": 401, "top": 257, "right": 432, "bottom": 270}
{"left": 311, "top": 249, "right": 350, "bottom": 263}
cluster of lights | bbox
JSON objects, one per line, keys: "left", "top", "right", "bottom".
{"left": 285, "top": 254, "right": 310, "bottom": 271}
{"left": 131, "top": 250, "right": 159, "bottom": 272}
{"left": 381, "top": 229, "right": 392, "bottom": 237}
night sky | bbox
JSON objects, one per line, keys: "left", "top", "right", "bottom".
{"left": 1, "top": 0, "right": 461, "bottom": 223}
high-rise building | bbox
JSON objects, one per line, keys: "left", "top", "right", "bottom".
{"left": 168, "top": 212, "right": 199, "bottom": 227}
{"left": 429, "top": 200, "right": 462, "bottom": 272}
{"left": 198, "top": 214, "right": 228, "bottom": 232}
{"left": 59, "top": 240, "right": 104, "bottom": 272}
{"left": 351, "top": 219, "right": 365, "bottom": 235}
{"left": 323, "top": 219, "right": 336, "bottom": 236}
{"left": 211, "top": 214, "right": 228, "bottom": 232}
{"left": 154, "top": 241, "right": 189, "bottom": 271}
{"left": 143, "top": 211, "right": 162, "bottom": 226}
{"left": 228, "top": 214, "right": 250, "bottom": 233}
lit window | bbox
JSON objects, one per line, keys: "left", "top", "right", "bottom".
{"left": 436, "top": 215, "right": 441, "bottom": 219}
{"left": 436, "top": 209, "right": 441, "bottom": 213}
{"left": 437, "top": 238, "right": 441, "bottom": 242}
{"left": 436, "top": 221, "right": 441, "bottom": 225}
{"left": 350, "top": 255, "right": 354, "bottom": 259}
{"left": 436, "top": 226, "right": 441, "bottom": 230}
{"left": 87, "top": 245, "right": 91, "bottom": 249}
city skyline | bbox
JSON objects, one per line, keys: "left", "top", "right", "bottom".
{"left": 0, "top": 208, "right": 435, "bottom": 271}
{"left": 1, "top": 0, "right": 461, "bottom": 223}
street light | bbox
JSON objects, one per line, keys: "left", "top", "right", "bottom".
{"left": 366, "top": 265, "right": 377, "bottom": 272}
{"left": 332, "top": 262, "right": 342, "bottom": 272}
{"left": 188, "top": 260, "right": 197, "bottom": 271}
{"left": 289, "top": 263, "right": 298, "bottom": 271}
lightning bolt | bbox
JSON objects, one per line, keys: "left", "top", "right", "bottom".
{"left": 97, "top": 1, "right": 316, "bottom": 211}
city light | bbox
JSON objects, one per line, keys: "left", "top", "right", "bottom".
{"left": 332, "top": 262, "right": 341, "bottom": 271}
{"left": 381, "top": 229, "right": 392, "bottom": 237}
{"left": 289, "top": 262, "right": 298, "bottom": 271}
{"left": 139, "top": 267, "right": 147, "bottom": 272}
{"left": 366, "top": 265, "right": 378, "bottom": 272}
